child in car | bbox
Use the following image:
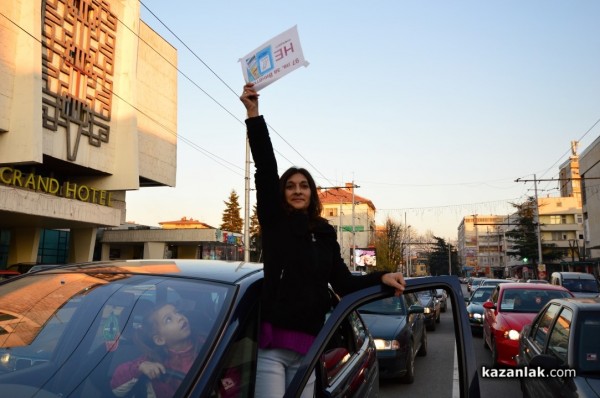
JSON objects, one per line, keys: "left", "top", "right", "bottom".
{"left": 110, "top": 302, "right": 204, "bottom": 398}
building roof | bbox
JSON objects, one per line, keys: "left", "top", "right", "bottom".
{"left": 318, "top": 184, "right": 375, "bottom": 210}
{"left": 159, "top": 216, "right": 215, "bottom": 229}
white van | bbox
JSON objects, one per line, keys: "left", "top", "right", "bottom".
{"left": 550, "top": 272, "right": 600, "bottom": 297}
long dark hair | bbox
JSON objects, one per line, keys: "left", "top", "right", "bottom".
{"left": 279, "top": 167, "right": 323, "bottom": 221}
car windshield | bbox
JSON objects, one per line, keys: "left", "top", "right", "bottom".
{"left": 470, "top": 288, "right": 493, "bottom": 303}
{"left": 0, "top": 271, "right": 233, "bottom": 397}
{"left": 499, "top": 289, "right": 572, "bottom": 313}
{"left": 562, "top": 278, "right": 600, "bottom": 294}
{"left": 358, "top": 296, "right": 407, "bottom": 316}
{"left": 577, "top": 312, "right": 600, "bottom": 373}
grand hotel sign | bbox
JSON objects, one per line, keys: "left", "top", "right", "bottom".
{"left": 42, "top": 0, "right": 117, "bottom": 161}
{"left": 1, "top": 166, "right": 113, "bottom": 206}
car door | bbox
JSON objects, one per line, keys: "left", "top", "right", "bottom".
{"left": 405, "top": 293, "right": 425, "bottom": 353}
{"left": 285, "top": 276, "right": 481, "bottom": 398}
{"left": 318, "top": 310, "right": 378, "bottom": 398}
{"left": 519, "top": 303, "right": 562, "bottom": 397}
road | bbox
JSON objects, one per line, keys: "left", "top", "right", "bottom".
{"left": 379, "top": 283, "right": 522, "bottom": 397}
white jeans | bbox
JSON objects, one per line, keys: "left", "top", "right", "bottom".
{"left": 255, "top": 348, "right": 316, "bottom": 398}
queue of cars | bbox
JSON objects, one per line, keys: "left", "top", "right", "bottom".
{"left": 466, "top": 273, "right": 600, "bottom": 397}
{"left": 0, "top": 260, "right": 479, "bottom": 397}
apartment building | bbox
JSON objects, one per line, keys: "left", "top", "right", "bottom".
{"left": 319, "top": 183, "right": 376, "bottom": 269}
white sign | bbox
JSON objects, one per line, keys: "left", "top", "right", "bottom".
{"left": 239, "top": 25, "right": 309, "bottom": 91}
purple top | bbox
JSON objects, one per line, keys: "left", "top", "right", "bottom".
{"left": 259, "top": 321, "right": 316, "bottom": 355}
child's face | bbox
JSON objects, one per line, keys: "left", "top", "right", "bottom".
{"left": 151, "top": 304, "right": 192, "bottom": 347}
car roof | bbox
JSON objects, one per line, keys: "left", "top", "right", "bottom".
{"left": 498, "top": 282, "right": 570, "bottom": 292}
{"left": 473, "top": 285, "right": 495, "bottom": 290}
{"left": 552, "top": 272, "right": 596, "bottom": 279}
{"left": 22, "top": 259, "right": 264, "bottom": 284}
{"left": 549, "top": 296, "right": 600, "bottom": 309}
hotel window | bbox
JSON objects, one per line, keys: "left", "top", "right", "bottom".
{"left": 327, "top": 208, "right": 338, "bottom": 217}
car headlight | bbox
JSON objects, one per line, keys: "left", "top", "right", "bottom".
{"left": 424, "top": 307, "right": 431, "bottom": 314}
{"left": 0, "top": 353, "right": 10, "bottom": 365}
{"left": 472, "top": 313, "right": 482, "bottom": 319}
{"left": 503, "top": 330, "right": 520, "bottom": 340}
{"left": 374, "top": 339, "right": 400, "bottom": 350}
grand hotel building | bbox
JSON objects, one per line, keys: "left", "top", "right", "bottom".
{"left": 0, "top": 0, "right": 178, "bottom": 267}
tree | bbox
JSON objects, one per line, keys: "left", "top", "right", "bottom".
{"left": 249, "top": 204, "right": 262, "bottom": 262}
{"left": 220, "top": 190, "right": 243, "bottom": 233}
{"left": 427, "top": 237, "right": 460, "bottom": 276}
{"left": 373, "top": 217, "right": 408, "bottom": 273}
{"left": 505, "top": 197, "right": 560, "bottom": 267}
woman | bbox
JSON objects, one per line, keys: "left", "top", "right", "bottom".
{"left": 240, "top": 82, "right": 406, "bottom": 398}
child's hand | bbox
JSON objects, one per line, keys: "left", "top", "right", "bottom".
{"left": 139, "top": 361, "right": 166, "bottom": 379}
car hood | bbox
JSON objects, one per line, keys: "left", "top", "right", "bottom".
{"left": 466, "top": 303, "right": 484, "bottom": 314}
{"left": 360, "top": 313, "right": 407, "bottom": 338}
{"left": 499, "top": 312, "right": 537, "bottom": 330}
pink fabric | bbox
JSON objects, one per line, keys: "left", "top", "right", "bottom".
{"left": 259, "top": 321, "right": 316, "bottom": 355}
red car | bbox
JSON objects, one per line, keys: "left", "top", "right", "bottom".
{"left": 482, "top": 282, "right": 573, "bottom": 367}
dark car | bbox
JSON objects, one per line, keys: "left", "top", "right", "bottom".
{"left": 482, "top": 283, "right": 574, "bottom": 367}
{"left": 468, "top": 277, "right": 485, "bottom": 293}
{"left": 516, "top": 297, "right": 600, "bottom": 397}
{"left": 416, "top": 289, "right": 441, "bottom": 331}
{"left": 479, "top": 278, "right": 511, "bottom": 289}
{"left": 358, "top": 293, "right": 426, "bottom": 383}
{"left": 0, "top": 260, "right": 481, "bottom": 398}
{"left": 465, "top": 286, "right": 495, "bottom": 333}
{"left": 436, "top": 288, "right": 449, "bottom": 312}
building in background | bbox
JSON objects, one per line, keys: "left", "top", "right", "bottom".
{"left": 0, "top": 0, "right": 177, "bottom": 268}
{"left": 457, "top": 214, "right": 507, "bottom": 278}
{"left": 97, "top": 217, "right": 244, "bottom": 261}
{"left": 319, "top": 183, "right": 376, "bottom": 270}
{"left": 579, "top": 137, "right": 600, "bottom": 268}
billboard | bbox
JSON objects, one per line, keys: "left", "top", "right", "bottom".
{"left": 354, "top": 248, "right": 376, "bottom": 267}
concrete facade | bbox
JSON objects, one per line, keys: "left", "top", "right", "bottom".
{"left": 580, "top": 136, "right": 600, "bottom": 259}
{"left": 319, "top": 183, "right": 376, "bottom": 268}
{"left": 0, "top": 0, "right": 177, "bottom": 267}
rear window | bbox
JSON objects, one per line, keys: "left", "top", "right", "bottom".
{"left": 562, "top": 278, "right": 599, "bottom": 294}
{"left": 500, "top": 289, "right": 572, "bottom": 313}
{"left": 577, "top": 313, "right": 600, "bottom": 373}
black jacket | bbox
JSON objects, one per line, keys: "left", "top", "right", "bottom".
{"left": 246, "top": 116, "right": 386, "bottom": 336}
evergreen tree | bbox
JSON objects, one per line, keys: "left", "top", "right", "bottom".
{"left": 249, "top": 205, "right": 262, "bottom": 262}
{"left": 506, "top": 197, "right": 560, "bottom": 266}
{"left": 220, "top": 190, "right": 243, "bottom": 233}
{"left": 427, "top": 237, "right": 459, "bottom": 275}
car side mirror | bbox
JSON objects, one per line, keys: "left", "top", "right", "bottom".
{"left": 408, "top": 304, "right": 425, "bottom": 314}
{"left": 482, "top": 301, "right": 495, "bottom": 310}
{"left": 464, "top": 297, "right": 470, "bottom": 303}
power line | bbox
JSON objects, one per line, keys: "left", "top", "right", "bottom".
{"left": 137, "top": 2, "right": 334, "bottom": 185}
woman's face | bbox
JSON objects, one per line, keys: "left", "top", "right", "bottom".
{"left": 285, "top": 172, "right": 311, "bottom": 211}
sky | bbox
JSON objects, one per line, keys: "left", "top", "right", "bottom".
{"left": 128, "top": 0, "right": 600, "bottom": 241}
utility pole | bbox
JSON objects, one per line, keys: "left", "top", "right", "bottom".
{"left": 244, "top": 136, "right": 251, "bottom": 262}
{"left": 448, "top": 243, "right": 452, "bottom": 275}
{"left": 351, "top": 179, "right": 356, "bottom": 271}
{"left": 533, "top": 174, "right": 543, "bottom": 278}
